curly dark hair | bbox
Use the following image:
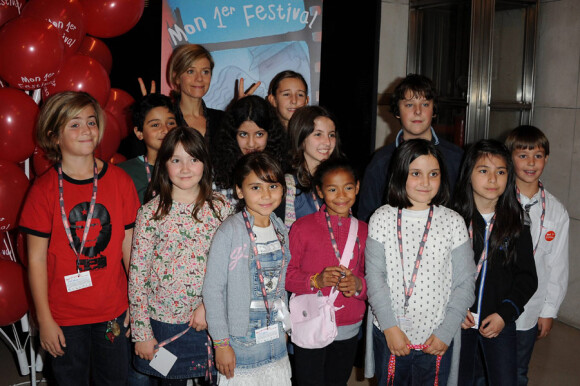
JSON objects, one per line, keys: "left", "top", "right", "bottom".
{"left": 211, "top": 95, "right": 288, "bottom": 190}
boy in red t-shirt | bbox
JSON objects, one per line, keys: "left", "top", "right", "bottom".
{"left": 20, "top": 91, "right": 139, "bottom": 385}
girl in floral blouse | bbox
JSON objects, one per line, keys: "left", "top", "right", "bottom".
{"left": 129, "top": 126, "right": 230, "bottom": 385}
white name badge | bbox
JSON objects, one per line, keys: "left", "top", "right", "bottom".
{"left": 397, "top": 315, "right": 413, "bottom": 331}
{"left": 64, "top": 271, "right": 93, "bottom": 292}
{"left": 255, "top": 324, "right": 279, "bottom": 344}
{"left": 471, "top": 312, "right": 480, "bottom": 329}
{"left": 149, "top": 347, "right": 177, "bottom": 377}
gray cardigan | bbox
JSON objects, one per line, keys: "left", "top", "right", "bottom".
{"left": 203, "top": 211, "right": 290, "bottom": 342}
{"left": 364, "top": 237, "right": 476, "bottom": 385}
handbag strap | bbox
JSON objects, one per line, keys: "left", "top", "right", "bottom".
{"left": 328, "top": 217, "right": 359, "bottom": 304}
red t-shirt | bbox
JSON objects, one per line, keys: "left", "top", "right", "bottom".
{"left": 20, "top": 163, "right": 139, "bottom": 326}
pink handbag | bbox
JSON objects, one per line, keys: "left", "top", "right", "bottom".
{"left": 289, "top": 218, "right": 358, "bottom": 349}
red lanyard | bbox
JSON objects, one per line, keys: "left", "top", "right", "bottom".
{"left": 387, "top": 344, "right": 441, "bottom": 386}
{"left": 396, "top": 206, "right": 433, "bottom": 314}
{"left": 516, "top": 181, "right": 545, "bottom": 255}
{"left": 58, "top": 161, "right": 98, "bottom": 273}
{"left": 241, "top": 210, "right": 287, "bottom": 326}
{"left": 311, "top": 191, "right": 321, "bottom": 211}
{"left": 469, "top": 214, "right": 495, "bottom": 280}
{"left": 143, "top": 155, "right": 152, "bottom": 183}
{"left": 323, "top": 208, "right": 360, "bottom": 272}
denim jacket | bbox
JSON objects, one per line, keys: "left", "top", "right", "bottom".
{"left": 203, "top": 211, "right": 291, "bottom": 342}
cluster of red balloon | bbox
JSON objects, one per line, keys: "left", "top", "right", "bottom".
{"left": 0, "top": 0, "right": 144, "bottom": 326}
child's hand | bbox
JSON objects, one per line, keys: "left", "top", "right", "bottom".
{"left": 236, "top": 78, "right": 261, "bottom": 100}
{"left": 124, "top": 309, "right": 131, "bottom": 338}
{"left": 336, "top": 266, "right": 362, "bottom": 297}
{"left": 135, "top": 339, "right": 158, "bottom": 361}
{"left": 384, "top": 326, "right": 411, "bottom": 356}
{"left": 216, "top": 345, "right": 236, "bottom": 379}
{"left": 316, "top": 266, "right": 343, "bottom": 288}
{"left": 461, "top": 310, "right": 475, "bottom": 329}
{"left": 137, "top": 77, "right": 156, "bottom": 96}
{"left": 422, "top": 334, "right": 448, "bottom": 356}
{"left": 190, "top": 303, "right": 208, "bottom": 331}
{"left": 479, "top": 313, "right": 505, "bottom": 338}
{"left": 537, "top": 317, "right": 554, "bottom": 339}
{"left": 39, "top": 317, "right": 66, "bottom": 357}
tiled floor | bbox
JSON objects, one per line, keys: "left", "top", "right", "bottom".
{"left": 1, "top": 321, "right": 579, "bottom": 385}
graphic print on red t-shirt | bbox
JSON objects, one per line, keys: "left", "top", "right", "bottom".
{"left": 69, "top": 202, "right": 112, "bottom": 271}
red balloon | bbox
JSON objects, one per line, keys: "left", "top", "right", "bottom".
{"left": 95, "top": 111, "right": 121, "bottom": 161}
{"left": 32, "top": 146, "right": 54, "bottom": 177}
{"left": 0, "top": 0, "right": 26, "bottom": 29}
{"left": 0, "top": 161, "right": 30, "bottom": 232}
{"left": 0, "top": 260, "right": 29, "bottom": 326}
{"left": 22, "top": 0, "right": 86, "bottom": 56}
{"left": 105, "top": 88, "right": 135, "bottom": 138}
{"left": 80, "top": 0, "right": 144, "bottom": 38}
{"left": 0, "top": 16, "right": 65, "bottom": 90}
{"left": 0, "top": 88, "right": 39, "bottom": 163}
{"left": 0, "top": 232, "right": 14, "bottom": 262}
{"left": 43, "top": 54, "right": 110, "bottom": 106}
{"left": 78, "top": 36, "right": 112, "bottom": 74}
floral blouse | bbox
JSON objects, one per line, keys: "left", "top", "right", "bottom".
{"left": 129, "top": 194, "right": 231, "bottom": 341}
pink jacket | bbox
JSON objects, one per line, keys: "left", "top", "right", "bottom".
{"left": 286, "top": 207, "right": 368, "bottom": 326}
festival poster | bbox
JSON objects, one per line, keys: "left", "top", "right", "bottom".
{"left": 161, "top": 0, "right": 323, "bottom": 110}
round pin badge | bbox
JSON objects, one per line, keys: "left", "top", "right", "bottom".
{"left": 545, "top": 231, "right": 555, "bottom": 241}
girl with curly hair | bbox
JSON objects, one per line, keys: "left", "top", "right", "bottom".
{"left": 211, "top": 95, "right": 288, "bottom": 204}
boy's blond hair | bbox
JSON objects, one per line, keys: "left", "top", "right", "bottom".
{"left": 36, "top": 91, "right": 105, "bottom": 162}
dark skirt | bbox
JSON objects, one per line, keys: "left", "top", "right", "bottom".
{"left": 134, "top": 319, "right": 215, "bottom": 381}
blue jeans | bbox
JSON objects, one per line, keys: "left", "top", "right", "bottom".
{"left": 516, "top": 324, "right": 538, "bottom": 386}
{"left": 50, "top": 311, "right": 129, "bottom": 386}
{"left": 372, "top": 325, "right": 453, "bottom": 386}
{"left": 459, "top": 322, "right": 517, "bottom": 386}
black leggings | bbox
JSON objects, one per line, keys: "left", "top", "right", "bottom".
{"left": 293, "top": 335, "right": 359, "bottom": 386}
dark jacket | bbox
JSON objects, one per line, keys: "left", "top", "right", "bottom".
{"left": 470, "top": 211, "right": 538, "bottom": 323}
{"left": 357, "top": 130, "right": 463, "bottom": 222}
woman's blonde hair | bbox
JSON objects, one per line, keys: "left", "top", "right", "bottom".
{"left": 36, "top": 91, "right": 105, "bottom": 162}
{"left": 167, "top": 44, "right": 214, "bottom": 95}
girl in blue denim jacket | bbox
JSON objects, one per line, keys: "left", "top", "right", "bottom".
{"left": 203, "top": 152, "right": 292, "bottom": 385}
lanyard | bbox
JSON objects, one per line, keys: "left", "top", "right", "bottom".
{"left": 323, "top": 208, "right": 359, "bottom": 264}
{"left": 58, "top": 161, "right": 98, "bottom": 273}
{"left": 396, "top": 206, "right": 433, "bottom": 314}
{"left": 387, "top": 344, "right": 441, "bottom": 386}
{"left": 153, "top": 327, "right": 215, "bottom": 383}
{"left": 143, "top": 155, "right": 152, "bottom": 183}
{"left": 241, "top": 210, "right": 287, "bottom": 326}
{"left": 311, "top": 191, "right": 321, "bottom": 211}
{"left": 516, "top": 181, "right": 545, "bottom": 255}
{"left": 469, "top": 214, "right": 495, "bottom": 280}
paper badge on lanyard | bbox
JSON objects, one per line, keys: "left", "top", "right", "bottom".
{"left": 58, "top": 161, "right": 98, "bottom": 292}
